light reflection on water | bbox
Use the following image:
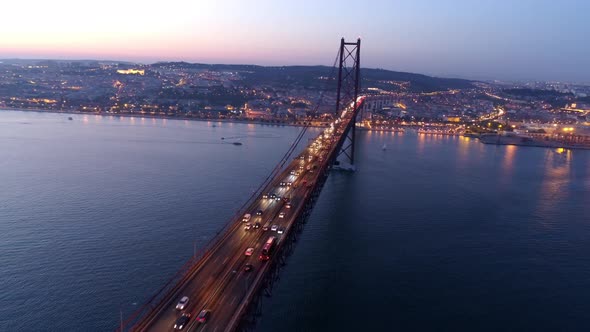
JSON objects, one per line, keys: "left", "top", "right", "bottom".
{"left": 535, "top": 148, "right": 574, "bottom": 227}
{"left": 500, "top": 144, "right": 517, "bottom": 182}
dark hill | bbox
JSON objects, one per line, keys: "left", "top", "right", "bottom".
{"left": 150, "top": 62, "right": 474, "bottom": 93}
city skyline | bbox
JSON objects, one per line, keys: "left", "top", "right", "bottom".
{"left": 1, "top": 0, "right": 589, "bottom": 82}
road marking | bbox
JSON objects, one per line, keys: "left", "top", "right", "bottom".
{"left": 223, "top": 257, "right": 229, "bottom": 264}
{"left": 231, "top": 296, "right": 237, "bottom": 305}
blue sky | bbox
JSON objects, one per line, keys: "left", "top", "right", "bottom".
{"left": 1, "top": 0, "right": 588, "bottom": 82}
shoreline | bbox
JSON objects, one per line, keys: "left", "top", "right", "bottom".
{"left": 478, "top": 134, "right": 590, "bottom": 150}
{"left": 479, "top": 139, "right": 590, "bottom": 150}
{"left": 0, "top": 107, "right": 331, "bottom": 129}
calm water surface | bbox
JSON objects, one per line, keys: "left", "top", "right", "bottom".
{"left": 1, "top": 110, "right": 589, "bottom": 331}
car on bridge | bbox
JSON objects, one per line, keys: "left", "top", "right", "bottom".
{"left": 271, "top": 224, "right": 279, "bottom": 232}
{"left": 196, "top": 309, "right": 210, "bottom": 323}
{"left": 286, "top": 203, "right": 292, "bottom": 209}
{"left": 274, "top": 195, "right": 281, "bottom": 201}
{"left": 244, "top": 264, "right": 253, "bottom": 272}
{"left": 245, "top": 247, "right": 254, "bottom": 256}
{"left": 279, "top": 212, "right": 286, "bottom": 218}
{"left": 254, "top": 222, "right": 261, "bottom": 229}
{"left": 242, "top": 214, "right": 251, "bottom": 222}
{"left": 175, "top": 296, "right": 189, "bottom": 310}
{"left": 256, "top": 209, "right": 263, "bottom": 216}
{"left": 278, "top": 227, "right": 285, "bottom": 234}
{"left": 174, "top": 313, "right": 190, "bottom": 330}
{"left": 262, "top": 225, "right": 269, "bottom": 231}
{"left": 244, "top": 223, "right": 252, "bottom": 230}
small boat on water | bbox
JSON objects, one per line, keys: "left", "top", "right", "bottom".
{"left": 68, "top": 117, "right": 73, "bottom": 120}
{"left": 382, "top": 143, "right": 387, "bottom": 150}
{"left": 233, "top": 142, "right": 243, "bottom": 146}
{"left": 212, "top": 124, "right": 217, "bottom": 127}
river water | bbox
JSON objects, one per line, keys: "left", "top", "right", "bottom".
{"left": 1, "top": 110, "right": 589, "bottom": 331}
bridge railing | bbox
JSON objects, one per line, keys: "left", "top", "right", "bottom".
{"left": 120, "top": 173, "right": 291, "bottom": 331}
{"left": 225, "top": 98, "right": 365, "bottom": 330}
{"left": 121, "top": 99, "right": 364, "bottom": 331}
{"left": 119, "top": 133, "right": 317, "bottom": 331}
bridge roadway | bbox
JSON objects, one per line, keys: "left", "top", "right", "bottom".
{"left": 132, "top": 99, "right": 363, "bottom": 332}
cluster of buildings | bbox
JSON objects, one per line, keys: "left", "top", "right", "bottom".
{"left": 360, "top": 82, "right": 590, "bottom": 131}
{"left": 1, "top": 60, "right": 589, "bottom": 132}
{"left": 0, "top": 60, "right": 336, "bottom": 124}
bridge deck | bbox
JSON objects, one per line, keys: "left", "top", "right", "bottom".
{"left": 131, "top": 99, "right": 363, "bottom": 332}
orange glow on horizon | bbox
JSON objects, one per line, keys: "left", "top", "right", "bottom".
{"left": 0, "top": 1, "right": 333, "bottom": 65}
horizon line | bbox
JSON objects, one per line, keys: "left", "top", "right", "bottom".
{"left": 2, "top": 57, "right": 589, "bottom": 85}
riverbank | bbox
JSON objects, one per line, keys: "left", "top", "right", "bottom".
{"left": 479, "top": 133, "right": 590, "bottom": 150}
{"left": 0, "top": 107, "right": 331, "bottom": 129}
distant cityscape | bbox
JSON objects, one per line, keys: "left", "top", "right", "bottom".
{"left": 1, "top": 59, "right": 590, "bottom": 139}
